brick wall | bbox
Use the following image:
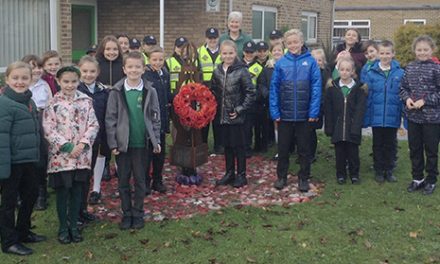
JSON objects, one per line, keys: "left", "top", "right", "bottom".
{"left": 97, "top": 0, "right": 334, "bottom": 55}
{"left": 335, "top": 0, "right": 440, "bottom": 7}
{"left": 60, "top": 0, "right": 72, "bottom": 64}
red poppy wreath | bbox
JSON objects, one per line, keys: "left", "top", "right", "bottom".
{"left": 173, "top": 83, "right": 217, "bottom": 129}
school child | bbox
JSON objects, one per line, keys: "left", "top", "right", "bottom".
{"left": 77, "top": 56, "right": 109, "bottom": 219}
{"left": 256, "top": 41, "right": 270, "bottom": 66}
{"left": 143, "top": 47, "right": 172, "bottom": 194}
{"left": 43, "top": 66, "right": 99, "bottom": 244}
{"left": 21, "top": 55, "right": 52, "bottom": 211}
{"left": 86, "top": 44, "right": 98, "bottom": 57}
{"left": 166, "top": 36, "right": 189, "bottom": 95}
{"left": 310, "top": 48, "right": 331, "bottom": 162}
{"left": 333, "top": 28, "right": 366, "bottom": 78}
{"left": 0, "top": 62, "right": 46, "bottom": 256}
{"left": 129, "top": 38, "right": 142, "bottom": 52}
{"left": 116, "top": 33, "right": 130, "bottom": 54}
{"left": 41, "top": 50, "right": 62, "bottom": 96}
{"left": 198, "top": 27, "right": 224, "bottom": 153}
{"left": 106, "top": 51, "right": 162, "bottom": 229}
{"left": 212, "top": 40, "right": 255, "bottom": 188}
{"left": 332, "top": 50, "right": 353, "bottom": 80}
{"left": 269, "top": 29, "right": 321, "bottom": 191}
{"left": 142, "top": 35, "right": 157, "bottom": 65}
{"left": 360, "top": 40, "right": 379, "bottom": 81}
{"left": 324, "top": 58, "right": 367, "bottom": 184}
{"left": 96, "top": 35, "right": 125, "bottom": 88}
{"left": 269, "top": 29, "right": 284, "bottom": 48}
{"left": 242, "top": 41, "right": 263, "bottom": 158}
{"left": 363, "top": 40, "right": 403, "bottom": 183}
{"left": 400, "top": 35, "right": 440, "bottom": 195}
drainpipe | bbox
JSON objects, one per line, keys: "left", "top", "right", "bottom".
{"left": 160, "top": 0, "right": 164, "bottom": 48}
{"left": 330, "top": 0, "right": 335, "bottom": 48}
{"left": 229, "top": 0, "right": 233, "bottom": 13}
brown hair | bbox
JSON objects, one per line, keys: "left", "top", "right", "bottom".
{"left": 412, "top": 35, "right": 437, "bottom": 52}
{"left": 123, "top": 51, "right": 144, "bottom": 65}
{"left": 41, "top": 50, "right": 62, "bottom": 66}
{"left": 78, "top": 55, "right": 100, "bottom": 69}
{"left": 96, "top": 35, "right": 123, "bottom": 59}
{"left": 362, "top": 40, "right": 378, "bottom": 53}
{"left": 147, "top": 46, "right": 164, "bottom": 57}
{"left": 21, "top": 54, "right": 43, "bottom": 68}
{"left": 6, "top": 61, "right": 32, "bottom": 78}
{"left": 220, "top": 40, "right": 237, "bottom": 52}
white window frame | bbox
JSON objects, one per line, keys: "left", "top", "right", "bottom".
{"left": 333, "top": 19, "right": 371, "bottom": 40}
{"left": 301, "top": 11, "right": 318, "bottom": 44}
{"left": 252, "top": 5, "right": 277, "bottom": 42}
{"left": 404, "top": 19, "right": 426, "bottom": 25}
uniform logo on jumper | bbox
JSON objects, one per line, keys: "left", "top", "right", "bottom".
{"left": 137, "top": 95, "right": 142, "bottom": 108}
{"left": 302, "top": 61, "right": 308, "bottom": 66}
{"left": 202, "top": 55, "right": 209, "bottom": 61}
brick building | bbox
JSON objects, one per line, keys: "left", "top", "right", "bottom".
{"left": 334, "top": 0, "right": 440, "bottom": 43}
{"left": 1, "top": 0, "right": 334, "bottom": 70}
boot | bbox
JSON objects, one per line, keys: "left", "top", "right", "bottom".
{"left": 152, "top": 175, "right": 167, "bottom": 193}
{"left": 232, "top": 172, "right": 247, "bottom": 188}
{"left": 102, "top": 164, "right": 111, "bottom": 181}
{"left": 385, "top": 170, "right": 397, "bottom": 182}
{"left": 34, "top": 185, "right": 48, "bottom": 211}
{"left": 274, "top": 177, "right": 287, "bottom": 190}
{"left": 374, "top": 170, "right": 385, "bottom": 183}
{"left": 216, "top": 170, "right": 235, "bottom": 186}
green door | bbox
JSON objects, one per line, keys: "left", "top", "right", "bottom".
{"left": 72, "top": 5, "right": 96, "bottom": 62}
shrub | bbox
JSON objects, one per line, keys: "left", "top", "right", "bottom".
{"left": 394, "top": 24, "right": 440, "bottom": 67}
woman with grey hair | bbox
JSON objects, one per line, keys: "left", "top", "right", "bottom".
{"left": 219, "top": 11, "right": 252, "bottom": 59}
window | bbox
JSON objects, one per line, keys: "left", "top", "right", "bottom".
{"left": 301, "top": 12, "right": 318, "bottom": 44}
{"left": 404, "top": 19, "right": 426, "bottom": 25}
{"left": 333, "top": 20, "right": 370, "bottom": 46}
{"left": 252, "top": 5, "right": 277, "bottom": 42}
{"left": 0, "top": 0, "right": 58, "bottom": 72}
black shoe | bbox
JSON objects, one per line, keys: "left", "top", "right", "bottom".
{"left": 375, "top": 171, "right": 385, "bottom": 183}
{"left": 299, "top": 178, "right": 310, "bottom": 192}
{"left": 21, "top": 232, "right": 47, "bottom": 243}
{"left": 310, "top": 156, "right": 317, "bottom": 163}
{"left": 132, "top": 217, "right": 145, "bottom": 229}
{"left": 80, "top": 210, "right": 96, "bottom": 222}
{"left": 58, "top": 229, "right": 71, "bottom": 244}
{"left": 70, "top": 228, "right": 83, "bottom": 243}
{"left": 215, "top": 171, "right": 235, "bottom": 186}
{"left": 385, "top": 170, "right": 397, "bottom": 182}
{"left": 102, "top": 165, "right": 111, "bottom": 181}
{"left": 274, "top": 178, "right": 287, "bottom": 190}
{"left": 34, "top": 196, "right": 47, "bottom": 211}
{"left": 88, "top": 191, "right": 101, "bottom": 205}
{"left": 337, "top": 177, "right": 346, "bottom": 185}
{"left": 4, "top": 243, "right": 33, "bottom": 255}
{"left": 272, "top": 153, "right": 278, "bottom": 161}
{"left": 351, "top": 177, "right": 361, "bottom": 185}
{"left": 119, "top": 216, "right": 132, "bottom": 230}
{"left": 232, "top": 173, "right": 247, "bottom": 188}
{"left": 423, "top": 183, "right": 436, "bottom": 195}
{"left": 407, "top": 180, "right": 425, "bottom": 193}
{"left": 152, "top": 180, "right": 167, "bottom": 193}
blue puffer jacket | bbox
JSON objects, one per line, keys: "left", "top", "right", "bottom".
{"left": 363, "top": 60, "right": 404, "bottom": 128}
{"left": 269, "top": 47, "right": 322, "bottom": 121}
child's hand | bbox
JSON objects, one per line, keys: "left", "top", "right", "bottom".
{"left": 413, "top": 99, "right": 425, "bottom": 109}
{"left": 70, "top": 143, "right": 85, "bottom": 158}
{"left": 153, "top": 144, "right": 161, "bottom": 154}
{"left": 112, "top": 148, "right": 120, "bottom": 155}
{"left": 229, "top": 111, "right": 238, "bottom": 119}
{"left": 308, "top": 118, "right": 318, "bottom": 122}
{"left": 406, "top": 98, "right": 415, "bottom": 109}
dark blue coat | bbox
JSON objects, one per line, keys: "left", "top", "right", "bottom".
{"left": 143, "top": 65, "right": 172, "bottom": 133}
{"left": 77, "top": 82, "right": 108, "bottom": 145}
{"left": 269, "top": 47, "right": 322, "bottom": 121}
{"left": 363, "top": 60, "right": 404, "bottom": 128}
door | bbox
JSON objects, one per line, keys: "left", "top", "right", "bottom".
{"left": 72, "top": 5, "right": 96, "bottom": 62}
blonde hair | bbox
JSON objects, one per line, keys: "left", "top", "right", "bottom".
{"left": 337, "top": 57, "right": 355, "bottom": 70}
{"left": 284, "top": 29, "right": 304, "bottom": 42}
{"left": 220, "top": 40, "right": 237, "bottom": 52}
{"left": 78, "top": 55, "right": 100, "bottom": 69}
{"left": 311, "top": 49, "right": 327, "bottom": 65}
{"left": 6, "top": 61, "right": 32, "bottom": 78}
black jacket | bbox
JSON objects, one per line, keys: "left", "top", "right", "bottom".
{"left": 96, "top": 55, "right": 125, "bottom": 87}
{"left": 143, "top": 65, "right": 172, "bottom": 133}
{"left": 211, "top": 59, "right": 255, "bottom": 125}
{"left": 324, "top": 78, "right": 367, "bottom": 145}
{"left": 77, "top": 82, "right": 109, "bottom": 145}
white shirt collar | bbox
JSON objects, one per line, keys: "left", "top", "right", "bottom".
{"left": 124, "top": 79, "right": 143, "bottom": 91}
{"left": 86, "top": 82, "right": 96, "bottom": 94}
{"left": 206, "top": 44, "right": 219, "bottom": 54}
{"left": 379, "top": 62, "right": 391, "bottom": 71}
{"left": 339, "top": 78, "right": 356, "bottom": 89}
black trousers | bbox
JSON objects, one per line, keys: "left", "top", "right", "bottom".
{"left": 116, "top": 147, "right": 149, "bottom": 218}
{"left": 254, "top": 108, "right": 270, "bottom": 151}
{"left": 407, "top": 121, "right": 440, "bottom": 184}
{"left": 224, "top": 146, "right": 246, "bottom": 175}
{"left": 372, "top": 127, "right": 398, "bottom": 172}
{"left": 202, "top": 118, "right": 223, "bottom": 149}
{"left": 146, "top": 133, "right": 166, "bottom": 183}
{"left": 334, "top": 141, "right": 360, "bottom": 179}
{"left": 277, "top": 121, "right": 312, "bottom": 180}
{"left": 0, "top": 163, "right": 38, "bottom": 251}
{"left": 244, "top": 112, "right": 257, "bottom": 152}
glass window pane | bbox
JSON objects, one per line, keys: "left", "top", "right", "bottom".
{"left": 309, "top": 16, "right": 316, "bottom": 39}
{"left": 301, "top": 17, "right": 308, "bottom": 40}
{"left": 263, "top": 11, "right": 276, "bottom": 41}
{"left": 252, "top": 10, "right": 263, "bottom": 39}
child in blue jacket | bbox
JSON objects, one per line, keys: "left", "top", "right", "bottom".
{"left": 363, "top": 40, "right": 404, "bottom": 183}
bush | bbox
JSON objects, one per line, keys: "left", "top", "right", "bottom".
{"left": 394, "top": 24, "right": 440, "bottom": 67}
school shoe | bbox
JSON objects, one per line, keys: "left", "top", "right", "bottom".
{"left": 298, "top": 178, "right": 310, "bottom": 192}
{"left": 152, "top": 180, "right": 167, "bottom": 193}
{"left": 132, "top": 217, "right": 145, "bottom": 229}
{"left": 70, "top": 228, "right": 83, "bottom": 243}
{"left": 385, "top": 170, "right": 397, "bottom": 182}
{"left": 80, "top": 210, "right": 96, "bottom": 223}
{"left": 119, "top": 216, "right": 132, "bottom": 230}
{"left": 351, "top": 177, "right": 361, "bottom": 185}
{"left": 21, "top": 231, "right": 47, "bottom": 243}
{"left": 374, "top": 170, "right": 385, "bottom": 183}
{"left": 216, "top": 171, "right": 235, "bottom": 186}
{"left": 88, "top": 191, "right": 101, "bottom": 205}
{"left": 337, "top": 177, "right": 346, "bottom": 185}
{"left": 274, "top": 177, "right": 287, "bottom": 190}
{"left": 102, "top": 165, "right": 111, "bottom": 181}
{"left": 232, "top": 172, "right": 247, "bottom": 188}
{"left": 423, "top": 183, "right": 436, "bottom": 195}
{"left": 34, "top": 185, "right": 48, "bottom": 211}
{"left": 58, "top": 229, "right": 71, "bottom": 244}
{"left": 4, "top": 243, "right": 33, "bottom": 256}
{"left": 407, "top": 180, "right": 425, "bottom": 193}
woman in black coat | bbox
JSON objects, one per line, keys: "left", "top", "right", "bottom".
{"left": 211, "top": 40, "right": 255, "bottom": 188}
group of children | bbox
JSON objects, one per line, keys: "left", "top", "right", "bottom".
{"left": 1, "top": 18, "right": 439, "bottom": 255}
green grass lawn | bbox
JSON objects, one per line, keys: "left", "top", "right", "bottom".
{"left": 4, "top": 133, "right": 440, "bottom": 264}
